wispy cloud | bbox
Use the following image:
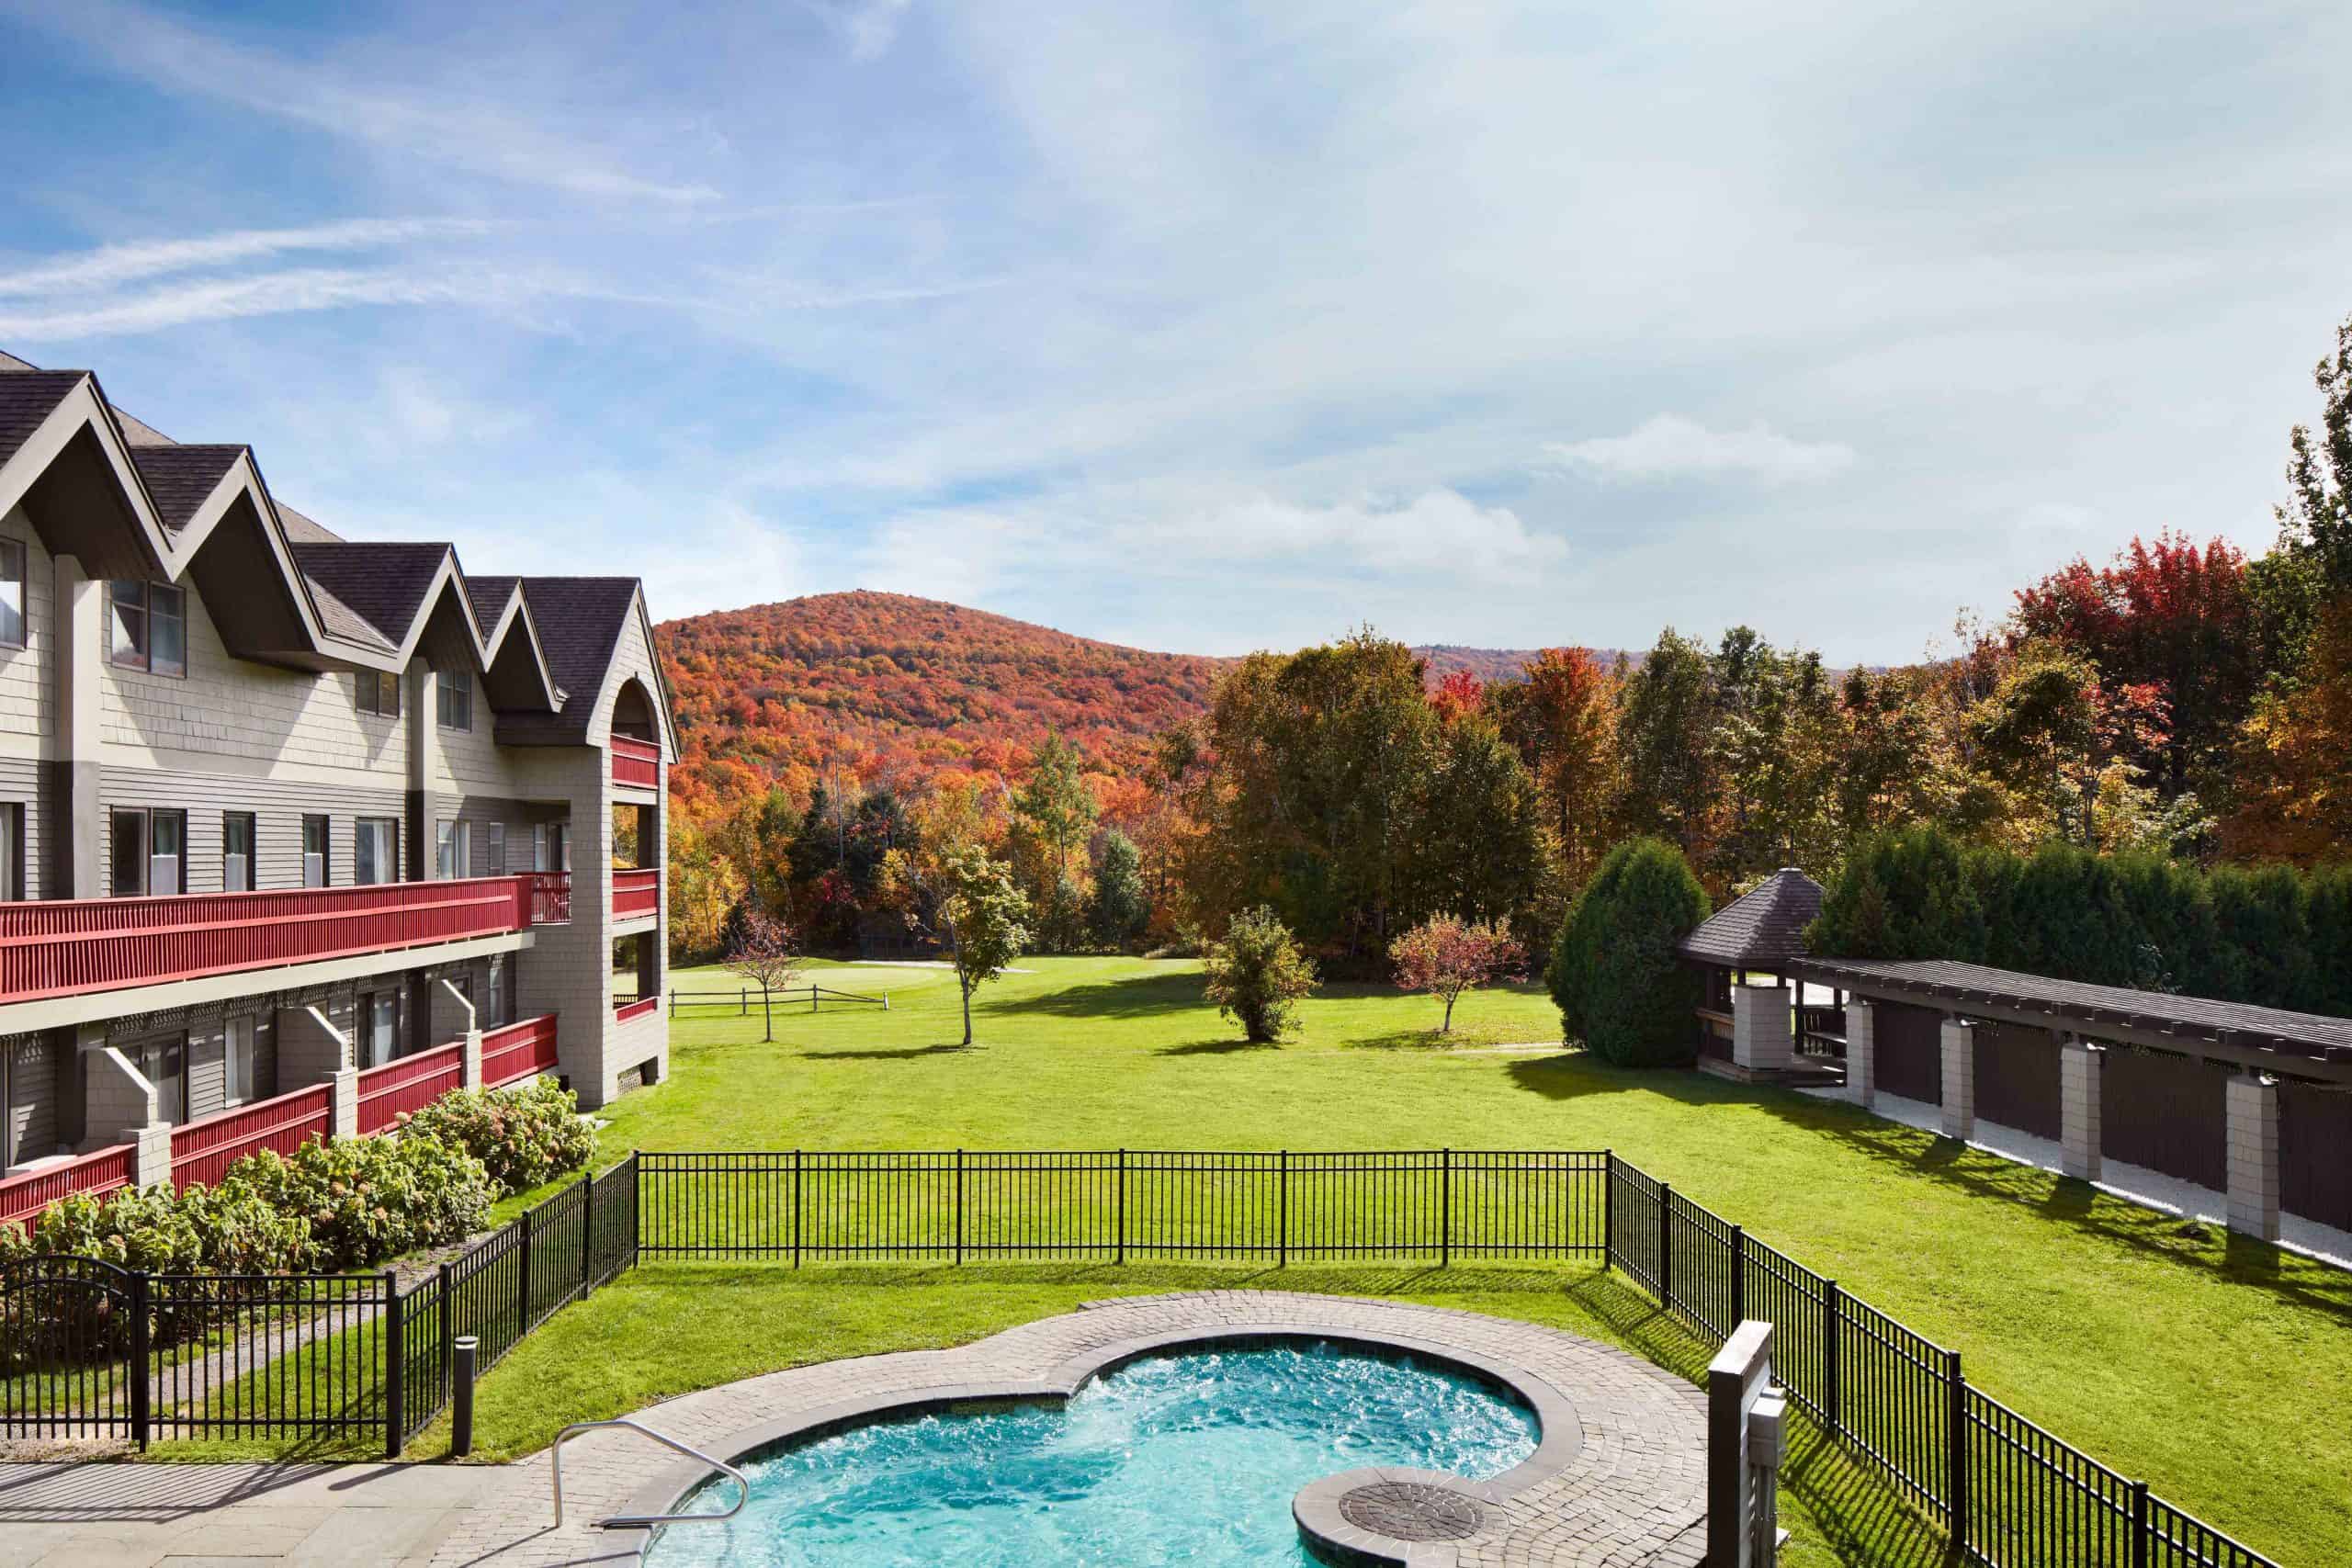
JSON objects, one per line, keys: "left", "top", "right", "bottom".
{"left": 0, "top": 265, "right": 591, "bottom": 339}
{"left": 0, "top": 218, "right": 495, "bottom": 299}
{"left": 8, "top": 0, "right": 718, "bottom": 203}
{"left": 802, "top": 0, "right": 915, "bottom": 62}
{"left": 1542, "top": 417, "right": 1859, "bottom": 486}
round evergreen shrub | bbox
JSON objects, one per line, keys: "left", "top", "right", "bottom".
{"left": 1546, "top": 838, "right": 1712, "bottom": 1067}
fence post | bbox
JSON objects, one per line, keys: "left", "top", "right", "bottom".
{"left": 811, "top": 984, "right": 819, "bottom": 1014}
{"left": 1439, "top": 1148, "right": 1451, "bottom": 1268}
{"left": 1601, "top": 1151, "right": 1613, "bottom": 1269}
{"left": 2131, "top": 1480, "right": 2151, "bottom": 1568}
{"left": 581, "top": 1170, "right": 595, "bottom": 1302}
{"left": 1657, "top": 1181, "right": 1674, "bottom": 1308}
{"left": 955, "top": 1149, "right": 966, "bottom": 1266}
{"left": 516, "top": 1206, "right": 534, "bottom": 1333}
{"left": 1823, "top": 1279, "right": 1842, "bottom": 1435}
{"left": 384, "top": 1272, "right": 405, "bottom": 1459}
{"left": 1729, "top": 1224, "right": 1746, "bottom": 1328}
{"left": 792, "top": 1148, "right": 803, "bottom": 1269}
{"left": 1946, "top": 1349, "right": 1968, "bottom": 1549}
{"left": 438, "top": 1260, "right": 455, "bottom": 1413}
{"left": 1115, "top": 1149, "right": 1126, "bottom": 1265}
{"left": 630, "top": 1152, "right": 644, "bottom": 1269}
{"left": 1278, "top": 1149, "right": 1289, "bottom": 1268}
{"left": 128, "top": 1269, "right": 151, "bottom": 1450}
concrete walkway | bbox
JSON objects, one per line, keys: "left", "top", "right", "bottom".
{"left": 0, "top": 1460, "right": 494, "bottom": 1567}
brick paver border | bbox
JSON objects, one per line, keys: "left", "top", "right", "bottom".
{"left": 432, "top": 1291, "right": 1707, "bottom": 1568}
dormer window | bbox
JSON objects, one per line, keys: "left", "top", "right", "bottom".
{"left": 108, "top": 581, "right": 185, "bottom": 676}
{"left": 0, "top": 539, "right": 24, "bottom": 649}
{"left": 438, "top": 668, "right": 473, "bottom": 731}
{"left": 355, "top": 670, "right": 400, "bottom": 717}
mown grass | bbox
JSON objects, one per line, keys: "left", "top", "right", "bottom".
{"left": 154, "top": 956, "right": 2347, "bottom": 1562}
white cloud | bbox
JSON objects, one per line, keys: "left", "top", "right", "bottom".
{"left": 1541, "top": 416, "right": 1858, "bottom": 486}
{"left": 0, "top": 265, "right": 587, "bottom": 339}
{"left": 1140, "top": 488, "right": 1566, "bottom": 580}
{"left": 0, "top": 218, "right": 494, "bottom": 299}
{"left": 802, "top": 0, "right": 914, "bottom": 62}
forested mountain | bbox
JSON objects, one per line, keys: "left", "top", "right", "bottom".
{"left": 658, "top": 591, "right": 1612, "bottom": 812}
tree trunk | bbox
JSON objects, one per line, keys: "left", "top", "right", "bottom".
{"left": 1442, "top": 991, "right": 1456, "bottom": 1032}
{"left": 961, "top": 975, "right": 974, "bottom": 1046}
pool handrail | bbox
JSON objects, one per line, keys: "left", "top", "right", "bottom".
{"left": 551, "top": 1417, "right": 751, "bottom": 1530}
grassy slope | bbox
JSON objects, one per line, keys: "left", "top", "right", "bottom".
{"left": 443, "top": 959, "right": 2340, "bottom": 1563}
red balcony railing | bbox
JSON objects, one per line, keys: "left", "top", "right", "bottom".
{"left": 354, "top": 1043, "right": 466, "bottom": 1136}
{"left": 0, "top": 1144, "right": 134, "bottom": 1230}
{"left": 614, "top": 866, "right": 659, "bottom": 919}
{"left": 482, "top": 1013, "right": 560, "bottom": 1087}
{"left": 0, "top": 874, "right": 570, "bottom": 1008}
{"left": 612, "top": 733, "right": 661, "bottom": 789}
{"left": 614, "top": 995, "right": 660, "bottom": 1024}
{"left": 169, "top": 1081, "right": 332, "bottom": 1190}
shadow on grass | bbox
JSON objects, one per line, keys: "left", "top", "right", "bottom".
{"left": 1155, "top": 1038, "right": 1276, "bottom": 1056}
{"left": 990, "top": 969, "right": 1209, "bottom": 1021}
{"left": 1565, "top": 1059, "right": 2352, "bottom": 1324}
{"left": 800, "top": 1043, "right": 978, "bottom": 1061}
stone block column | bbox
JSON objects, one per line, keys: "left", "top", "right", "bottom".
{"left": 1939, "top": 1019, "right": 1975, "bottom": 1141}
{"left": 325, "top": 1066, "right": 360, "bottom": 1139}
{"left": 2225, "top": 1075, "right": 2280, "bottom": 1243}
{"left": 1733, "top": 982, "right": 1793, "bottom": 1073}
{"left": 2060, "top": 1039, "right": 2103, "bottom": 1182}
{"left": 276, "top": 1003, "right": 352, "bottom": 1086}
{"left": 131, "top": 1121, "right": 175, "bottom": 1190}
{"left": 1844, "top": 1000, "right": 1876, "bottom": 1109}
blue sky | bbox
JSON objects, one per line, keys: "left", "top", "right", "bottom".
{"left": 3, "top": 0, "right": 2349, "bottom": 661}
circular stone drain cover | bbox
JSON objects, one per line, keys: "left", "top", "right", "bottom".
{"left": 1337, "top": 1482, "right": 1487, "bottom": 1541}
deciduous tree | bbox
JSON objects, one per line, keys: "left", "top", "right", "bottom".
{"left": 1203, "top": 907, "right": 1318, "bottom": 1043}
{"left": 1390, "top": 915, "right": 1519, "bottom": 1032}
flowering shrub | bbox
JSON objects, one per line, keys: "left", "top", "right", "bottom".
{"left": 398, "top": 1080, "right": 594, "bottom": 1194}
{"left": 230, "top": 1132, "right": 494, "bottom": 1272}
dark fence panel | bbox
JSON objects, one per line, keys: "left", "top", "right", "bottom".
{"left": 145, "top": 1273, "right": 390, "bottom": 1445}
{"left": 0, "top": 1256, "right": 139, "bottom": 1441}
{"left": 2278, "top": 1079, "right": 2352, "bottom": 1233}
{"left": 1973, "top": 1021, "right": 2063, "bottom": 1141}
{"left": 1877, "top": 1001, "right": 1946, "bottom": 1104}
{"left": 2100, "top": 1049, "right": 2230, "bottom": 1190}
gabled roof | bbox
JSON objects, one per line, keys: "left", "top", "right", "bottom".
{"left": 0, "top": 348, "right": 641, "bottom": 729}
{"left": 1678, "top": 867, "right": 1824, "bottom": 968}
{"left": 129, "top": 445, "right": 246, "bottom": 532}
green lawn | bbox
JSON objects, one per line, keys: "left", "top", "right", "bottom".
{"left": 446, "top": 958, "right": 2344, "bottom": 1564}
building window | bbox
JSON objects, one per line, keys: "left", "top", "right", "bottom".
{"left": 108, "top": 581, "right": 186, "bottom": 677}
{"left": 110, "top": 807, "right": 187, "bottom": 897}
{"left": 487, "top": 822, "right": 505, "bottom": 874}
{"left": 355, "top": 670, "right": 401, "bottom": 717}
{"left": 355, "top": 817, "right": 399, "bottom": 886}
{"left": 533, "top": 821, "right": 570, "bottom": 873}
{"left": 224, "top": 1016, "right": 256, "bottom": 1105}
{"left": 222, "top": 812, "right": 255, "bottom": 893}
{"left": 302, "top": 815, "right": 330, "bottom": 887}
{"left": 438, "top": 668, "right": 472, "bottom": 731}
{"left": 435, "top": 818, "right": 473, "bottom": 880}
{"left": 139, "top": 1036, "right": 187, "bottom": 1124}
{"left": 0, "top": 802, "right": 20, "bottom": 900}
{"left": 0, "top": 538, "right": 24, "bottom": 649}
{"left": 357, "top": 990, "right": 398, "bottom": 1067}
{"left": 486, "top": 953, "right": 511, "bottom": 1028}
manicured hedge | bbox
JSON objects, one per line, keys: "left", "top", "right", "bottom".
{"left": 397, "top": 1079, "right": 596, "bottom": 1194}
{"left": 1809, "top": 826, "right": 2352, "bottom": 1016}
{"left": 1548, "top": 837, "right": 1712, "bottom": 1066}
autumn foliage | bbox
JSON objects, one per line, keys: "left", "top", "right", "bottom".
{"left": 1390, "top": 915, "right": 1520, "bottom": 1032}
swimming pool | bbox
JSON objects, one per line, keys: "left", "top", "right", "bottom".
{"left": 642, "top": 1340, "right": 1540, "bottom": 1566}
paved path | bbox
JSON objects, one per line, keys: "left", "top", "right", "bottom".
{"left": 0, "top": 1460, "right": 493, "bottom": 1567}
{"left": 3, "top": 1292, "right": 1709, "bottom": 1568}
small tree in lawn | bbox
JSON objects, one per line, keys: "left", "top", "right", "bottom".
{"left": 1390, "top": 915, "right": 1519, "bottom": 1033}
{"left": 722, "top": 905, "right": 802, "bottom": 1043}
{"left": 939, "top": 845, "right": 1032, "bottom": 1047}
{"left": 1203, "top": 906, "right": 1318, "bottom": 1043}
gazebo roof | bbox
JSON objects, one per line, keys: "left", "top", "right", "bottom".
{"left": 1677, "top": 867, "right": 1824, "bottom": 969}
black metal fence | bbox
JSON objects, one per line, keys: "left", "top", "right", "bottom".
{"left": 0, "top": 1153, "right": 640, "bottom": 1459}
{"left": 0, "top": 1148, "right": 2293, "bottom": 1567}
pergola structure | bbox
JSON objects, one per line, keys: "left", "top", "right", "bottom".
{"left": 1792, "top": 955, "right": 2352, "bottom": 1244}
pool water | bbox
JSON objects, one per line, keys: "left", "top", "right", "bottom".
{"left": 645, "top": 1341, "right": 1539, "bottom": 1566}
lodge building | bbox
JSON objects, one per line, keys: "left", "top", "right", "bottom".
{"left": 0, "top": 349, "right": 672, "bottom": 1220}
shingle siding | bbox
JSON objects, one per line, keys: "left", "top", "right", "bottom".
{"left": 0, "top": 504, "right": 55, "bottom": 741}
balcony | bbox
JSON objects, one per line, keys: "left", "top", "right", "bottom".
{"left": 614, "top": 866, "right": 659, "bottom": 920}
{"left": 0, "top": 872, "right": 572, "bottom": 1009}
{"left": 611, "top": 733, "right": 661, "bottom": 790}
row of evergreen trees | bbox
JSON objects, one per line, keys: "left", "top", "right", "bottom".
{"left": 1808, "top": 825, "right": 2352, "bottom": 1018}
